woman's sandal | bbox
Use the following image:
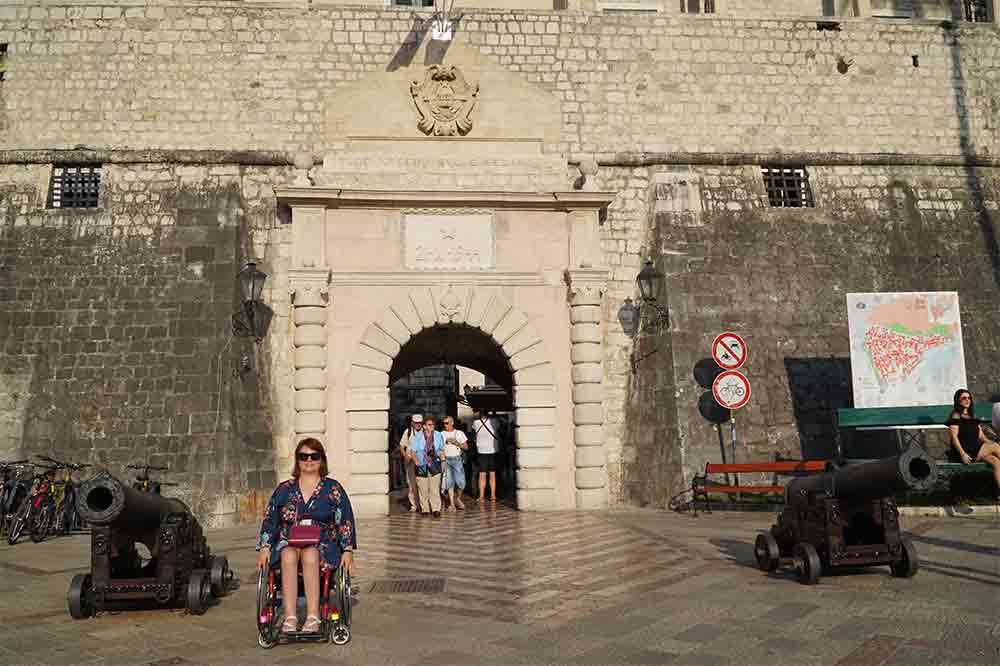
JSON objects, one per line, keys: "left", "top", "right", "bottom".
{"left": 281, "top": 616, "right": 298, "bottom": 633}
{"left": 302, "top": 615, "right": 322, "bottom": 633}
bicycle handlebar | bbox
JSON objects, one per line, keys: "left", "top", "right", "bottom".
{"left": 125, "top": 464, "right": 168, "bottom": 471}
{"left": 33, "top": 456, "right": 89, "bottom": 471}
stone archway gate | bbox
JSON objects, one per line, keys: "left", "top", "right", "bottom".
{"left": 276, "top": 181, "right": 615, "bottom": 517}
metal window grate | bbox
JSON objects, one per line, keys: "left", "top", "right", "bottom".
{"left": 368, "top": 578, "right": 446, "bottom": 594}
{"left": 680, "top": 0, "right": 714, "bottom": 12}
{"left": 964, "top": 0, "right": 990, "bottom": 22}
{"left": 48, "top": 164, "right": 102, "bottom": 209}
{"left": 762, "top": 166, "right": 814, "bottom": 208}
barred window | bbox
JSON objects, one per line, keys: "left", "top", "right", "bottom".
{"left": 48, "top": 165, "right": 102, "bottom": 209}
{"left": 680, "top": 0, "right": 715, "bottom": 13}
{"left": 761, "top": 166, "right": 814, "bottom": 208}
{"left": 391, "top": 0, "right": 434, "bottom": 6}
{"left": 964, "top": 0, "right": 991, "bottom": 23}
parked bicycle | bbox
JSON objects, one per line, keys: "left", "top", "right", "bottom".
{"left": 8, "top": 456, "right": 90, "bottom": 545}
{"left": 0, "top": 460, "right": 31, "bottom": 537}
{"left": 127, "top": 464, "right": 177, "bottom": 494}
{"left": 31, "top": 455, "right": 90, "bottom": 542}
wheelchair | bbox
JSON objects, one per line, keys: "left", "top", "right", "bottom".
{"left": 256, "top": 560, "right": 352, "bottom": 648}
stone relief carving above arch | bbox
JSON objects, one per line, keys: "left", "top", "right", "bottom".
{"left": 410, "top": 65, "right": 480, "bottom": 137}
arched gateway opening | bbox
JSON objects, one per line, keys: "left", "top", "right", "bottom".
{"left": 387, "top": 325, "right": 517, "bottom": 513}
{"left": 342, "top": 286, "right": 569, "bottom": 517}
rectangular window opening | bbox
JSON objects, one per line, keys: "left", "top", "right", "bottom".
{"left": 0, "top": 43, "right": 7, "bottom": 82}
{"left": 680, "top": 0, "right": 715, "bottom": 13}
{"left": 762, "top": 166, "right": 814, "bottom": 208}
{"left": 391, "top": 0, "right": 435, "bottom": 7}
{"left": 48, "top": 164, "right": 103, "bottom": 209}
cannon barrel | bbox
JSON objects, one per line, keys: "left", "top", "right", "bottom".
{"left": 785, "top": 448, "right": 938, "bottom": 502}
{"left": 77, "top": 471, "right": 189, "bottom": 532}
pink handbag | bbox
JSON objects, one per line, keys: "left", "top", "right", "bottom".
{"left": 287, "top": 522, "right": 321, "bottom": 547}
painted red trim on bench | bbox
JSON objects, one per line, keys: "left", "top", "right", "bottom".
{"left": 704, "top": 461, "right": 827, "bottom": 473}
{"left": 698, "top": 485, "right": 785, "bottom": 494}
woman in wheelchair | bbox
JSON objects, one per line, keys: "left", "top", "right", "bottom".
{"left": 256, "top": 437, "right": 356, "bottom": 637}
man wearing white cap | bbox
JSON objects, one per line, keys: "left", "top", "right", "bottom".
{"left": 399, "top": 414, "right": 423, "bottom": 512}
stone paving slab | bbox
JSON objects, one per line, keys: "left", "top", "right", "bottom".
{"left": 0, "top": 508, "right": 996, "bottom": 665}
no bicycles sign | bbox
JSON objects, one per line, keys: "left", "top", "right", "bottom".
{"left": 712, "top": 370, "right": 751, "bottom": 410}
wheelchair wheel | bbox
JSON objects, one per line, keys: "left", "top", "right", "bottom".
{"left": 256, "top": 567, "right": 278, "bottom": 649}
{"left": 330, "top": 565, "right": 351, "bottom": 645}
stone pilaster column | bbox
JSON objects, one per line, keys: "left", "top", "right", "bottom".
{"left": 566, "top": 268, "right": 609, "bottom": 509}
{"left": 287, "top": 267, "right": 330, "bottom": 470}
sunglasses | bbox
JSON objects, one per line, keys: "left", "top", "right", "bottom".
{"left": 960, "top": 395, "right": 972, "bottom": 401}
{"left": 297, "top": 452, "right": 322, "bottom": 462}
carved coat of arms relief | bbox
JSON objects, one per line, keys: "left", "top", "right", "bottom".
{"left": 410, "top": 65, "right": 479, "bottom": 137}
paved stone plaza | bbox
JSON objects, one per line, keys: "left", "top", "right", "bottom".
{"left": 0, "top": 506, "right": 997, "bottom": 665}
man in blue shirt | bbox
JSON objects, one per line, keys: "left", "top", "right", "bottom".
{"left": 408, "top": 416, "right": 446, "bottom": 517}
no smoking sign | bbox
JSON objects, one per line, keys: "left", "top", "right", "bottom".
{"left": 712, "top": 332, "right": 747, "bottom": 370}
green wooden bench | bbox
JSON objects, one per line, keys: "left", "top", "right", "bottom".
{"left": 835, "top": 403, "right": 994, "bottom": 474}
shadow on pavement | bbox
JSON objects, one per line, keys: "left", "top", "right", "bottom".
{"left": 910, "top": 533, "right": 1000, "bottom": 557}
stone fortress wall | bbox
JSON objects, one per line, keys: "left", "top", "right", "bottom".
{"left": 1, "top": 1, "right": 999, "bottom": 518}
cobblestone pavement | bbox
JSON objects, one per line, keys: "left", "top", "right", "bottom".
{"left": 0, "top": 504, "right": 997, "bottom": 665}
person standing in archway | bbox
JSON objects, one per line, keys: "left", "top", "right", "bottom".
{"left": 399, "top": 414, "right": 423, "bottom": 512}
{"left": 409, "top": 416, "right": 445, "bottom": 517}
{"left": 441, "top": 415, "right": 468, "bottom": 511}
{"left": 474, "top": 410, "right": 500, "bottom": 503}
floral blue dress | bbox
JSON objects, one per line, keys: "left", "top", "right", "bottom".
{"left": 256, "top": 477, "right": 357, "bottom": 572}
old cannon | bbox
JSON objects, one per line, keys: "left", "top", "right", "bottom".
{"left": 754, "top": 447, "right": 938, "bottom": 585}
{"left": 67, "top": 471, "right": 231, "bottom": 618}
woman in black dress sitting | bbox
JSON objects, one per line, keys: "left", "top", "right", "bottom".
{"left": 946, "top": 389, "right": 1000, "bottom": 491}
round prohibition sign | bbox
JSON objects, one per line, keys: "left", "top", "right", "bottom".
{"left": 712, "top": 370, "right": 751, "bottom": 410}
{"left": 711, "top": 332, "right": 747, "bottom": 370}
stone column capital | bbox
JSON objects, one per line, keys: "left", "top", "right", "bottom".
{"left": 289, "top": 267, "right": 331, "bottom": 307}
{"left": 565, "top": 267, "right": 609, "bottom": 306}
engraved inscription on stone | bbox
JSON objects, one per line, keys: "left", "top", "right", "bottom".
{"left": 404, "top": 214, "right": 494, "bottom": 271}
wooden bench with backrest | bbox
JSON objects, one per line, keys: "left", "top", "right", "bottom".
{"left": 691, "top": 459, "right": 829, "bottom": 512}
{"left": 835, "top": 403, "right": 995, "bottom": 475}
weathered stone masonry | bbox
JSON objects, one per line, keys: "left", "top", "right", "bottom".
{"left": 1, "top": 4, "right": 999, "bottom": 518}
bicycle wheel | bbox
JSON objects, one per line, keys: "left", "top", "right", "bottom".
{"left": 7, "top": 499, "right": 31, "bottom": 545}
{"left": 60, "top": 486, "right": 77, "bottom": 535}
{"left": 31, "top": 501, "right": 55, "bottom": 543}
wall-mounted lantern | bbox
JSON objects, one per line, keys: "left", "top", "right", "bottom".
{"left": 232, "top": 262, "right": 272, "bottom": 342}
{"left": 617, "top": 257, "right": 670, "bottom": 369}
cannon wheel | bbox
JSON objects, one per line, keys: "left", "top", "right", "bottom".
{"left": 754, "top": 532, "right": 781, "bottom": 572}
{"left": 256, "top": 567, "right": 278, "bottom": 649}
{"left": 794, "top": 543, "right": 821, "bottom": 585}
{"left": 67, "top": 573, "right": 94, "bottom": 619}
{"left": 186, "top": 569, "right": 212, "bottom": 615}
{"left": 209, "top": 555, "right": 231, "bottom": 598}
{"left": 890, "top": 538, "right": 919, "bottom": 578}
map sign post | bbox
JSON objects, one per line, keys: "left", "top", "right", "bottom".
{"left": 847, "top": 292, "right": 966, "bottom": 408}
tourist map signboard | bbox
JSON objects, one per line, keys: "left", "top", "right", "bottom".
{"left": 847, "top": 292, "right": 967, "bottom": 408}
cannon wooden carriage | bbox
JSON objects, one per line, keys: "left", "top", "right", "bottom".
{"left": 754, "top": 447, "right": 938, "bottom": 585}
{"left": 67, "top": 471, "right": 231, "bottom": 618}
